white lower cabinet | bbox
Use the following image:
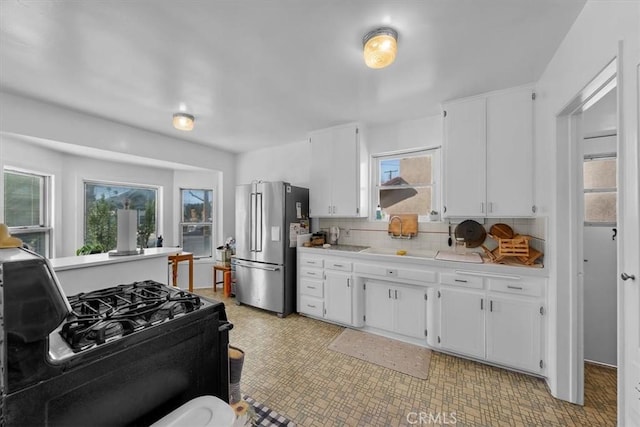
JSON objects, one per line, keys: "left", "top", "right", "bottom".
{"left": 438, "top": 288, "right": 485, "bottom": 358}
{"left": 486, "top": 296, "right": 542, "bottom": 372}
{"left": 324, "top": 270, "right": 353, "bottom": 325}
{"left": 438, "top": 285, "right": 544, "bottom": 374}
{"left": 364, "top": 280, "right": 427, "bottom": 340}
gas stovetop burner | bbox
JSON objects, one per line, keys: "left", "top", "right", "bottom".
{"left": 59, "top": 280, "right": 202, "bottom": 352}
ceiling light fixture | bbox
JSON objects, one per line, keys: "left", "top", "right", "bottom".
{"left": 172, "top": 112, "right": 195, "bottom": 131}
{"left": 363, "top": 27, "right": 398, "bottom": 69}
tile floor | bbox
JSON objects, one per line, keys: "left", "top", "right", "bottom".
{"left": 194, "top": 289, "right": 617, "bottom": 427}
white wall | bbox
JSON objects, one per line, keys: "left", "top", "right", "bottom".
{"left": 235, "top": 139, "right": 311, "bottom": 187}
{"left": 534, "top": 0, "right": 639, "bottom": 408}
{"left": 0, "top": 91, "right": 237, "bottom": 247}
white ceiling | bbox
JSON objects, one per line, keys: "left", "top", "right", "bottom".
{"left": 0, "top": 0, "right": 586, "bottom": 154}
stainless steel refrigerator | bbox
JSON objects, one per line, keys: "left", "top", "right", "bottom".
{"left": 233, "top": 181, "right": 309, "bottom": 317}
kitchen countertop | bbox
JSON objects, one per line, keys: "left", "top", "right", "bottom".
{"left": 299, "top": 245, "right": 548, "bottom": 277}
{"left": 50, "top": 247, "right": 183, "bottom": 271}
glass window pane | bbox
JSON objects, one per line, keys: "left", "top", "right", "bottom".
{"left": 584, "top": 192, "right": 616, "bottom": 222}
{"left": 181, "top": 225, "right": 212, "bottom": 257}
{"left": 380, "top": 187, "right": 431, "bottom": 216}
{"left": 584, "top": 159, "right": 616, "bottom": 190}
{"left": 4, "top": 172, "right": 43, "bottom": 227}
{"left": 12, "top": 231, "right": 46, "bottom": 256}
{"left": 84, "top": 183, "right": 157, "bottom": 250}
{"left": 380, "top": 155, "right": 432, "bottom": 186}
{"left": 182, "top": 189, "right": 214, "bottom": 222}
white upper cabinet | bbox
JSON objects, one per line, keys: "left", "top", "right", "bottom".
{"left": 309, "top": 123, "right": 368, "bottom": 218}
{"left": 443, "top": 86, "right": 534, "bottom": 217}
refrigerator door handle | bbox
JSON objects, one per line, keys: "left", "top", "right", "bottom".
{"left": 237, "top": 262, "right": 280, "bottom": 272}
{"left": 250, "top": 192, "right": 257, "bottom": 252}
{"left": 256, "top": 192, "right": 263, "bottom": 252}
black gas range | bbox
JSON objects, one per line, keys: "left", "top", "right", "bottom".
{"left": 0, "top": 247, "right": 232, "bottom": 426}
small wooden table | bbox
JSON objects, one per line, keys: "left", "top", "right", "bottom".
{"left": 212, "top": 264, "right": 231, "bottom": 296}
{"left": 168, "top": 252, "right": 194, "bottom": 292}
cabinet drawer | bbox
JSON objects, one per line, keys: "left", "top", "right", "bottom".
{"left": 354, "top": 263, "right": 387, "bottom": 276}
{"left": 300, "top": 278, "right": 323, "bottom": 298}
{"left": 488, "top": 278, "right": 543, "bottom": 297}
{"left": 300, "top": 267, "right": 323, "bottom": 280}
{"left": 440, "top": 273, "right": 484, "bottom": 289}
{"left": 300, "top": 256, "right": 324, "bottom": 268}
{"left": 397, "top": 268, "right": 437, "bottom": 284}
{"left": 300, "top": 295, "right": 324, "bottom": 317}
{"left": 325, "top": 259, "right": 352, "bottom": 272}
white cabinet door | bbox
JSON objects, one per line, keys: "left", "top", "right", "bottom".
{"left": 486, "top": 296, "right": 542, "bottom": 372}
{"left": 439, "top": 288, "right": 485, "bottom": 358}
{"left": 443, "top": 98, "right": 487, "bottom": 217}
{"left": 324, "top": 270, "right": 352, "bottom": 325}
{"left": 364, "top": 281, "right": 394, "bottom": 332}
{"left": 331, "top": 124, "right": 359, "bottom": 216}
{"left": 395, "top": 285, "right": 427, "bottom": 340}
{"left": 486, "top": 88, "right": 533, "bottom": 216}
{"left": 309, "top": 128, "right": 334, "bottom": 217}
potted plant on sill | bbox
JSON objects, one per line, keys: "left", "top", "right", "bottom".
{"left": 429, "top": 210, "right": 440, "bottom": 222}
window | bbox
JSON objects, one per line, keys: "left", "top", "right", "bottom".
{"left": 84, "top": 181, "right": 158, "bottom": 251}
{"left": 583, "top": 156, "right": 616, "bottom": 225}
{"left": 373, "top": 148, "right": 440, "bottom": 220}
{"left": 3, "top": 169, "right": 52, "bottom": 256}
{"left": 180, "top": 189, "right": 214, "bottom": 258}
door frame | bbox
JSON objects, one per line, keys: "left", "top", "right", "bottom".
{"left": 555, "top": 57, "right": 618, "bottom": 405}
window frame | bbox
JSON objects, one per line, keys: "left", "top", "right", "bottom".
{"left": 179, "top": 188, "right": 215, "bottom": 259}
{"left": 83, "top": 180, "right": 159, "bottom": 250}
{"left": 3, "top": 167, "right": 53, "bottom": 257}
{"left": 371, "top": 146, "right": 441, "bottom": 222}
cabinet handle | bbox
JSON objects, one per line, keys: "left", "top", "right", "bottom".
{"left": 307, "top": 272, "right": 317, "bottom": 276}
{"left": 333, "top": 206, "right": 336, "bottom": 214}
{"left": 307, "top": 261, "right": 317, "bottom": 265}
{"left": 307, "top": 304, "right": 316, "bottom": 308}
{"left": 481, "top": 202, "right": 485, "bottom": 213}
{"left": 394, "top": 290, "right": 398, "bottom": 299}
{"left": 347, "top": 278, "right": 350, "bottom": 288}
{"left": 307, "top": 286, "right": 316, "bottom": 289}
{"left": 388, "top": 289, "right": 392, "bottom": 299}
{"left": 507, "top": 285, "right": 523, "bottom": 290}
{"left": 480, "top": 299, "right": 484, "bottom": 310}
{"left": 489, "top": 202, "right": 493, "bottom": 213}
{"left": 490, "top": 300, "right": 493, "bottom": 312}
{"left": 328, "top": 205, "right": 331, "bottom": 214}
{"left": 334, "top": 264, "right": 343, "bottom": 268}
{"left": 454, "top": 279, "right": 468, "bottom": 283}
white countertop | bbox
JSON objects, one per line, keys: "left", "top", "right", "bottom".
{"left": 50, "top": 247, "right": 183, "bottom": 271}
{"left": 299, "top": 245, "right": 548, "bottom": 277}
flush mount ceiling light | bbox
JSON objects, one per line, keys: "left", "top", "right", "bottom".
{"left": 363, "top": 27, "right": 398, "bottom": 69}
{"left": 172, "top": 112, "right": 195, "bottom": 131}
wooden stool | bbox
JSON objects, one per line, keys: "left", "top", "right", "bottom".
{"left": 168, "top": 252, "right": 194, "bottom": 292}
{"left": 212, "top": 264, "right": 231, "bottom": 294}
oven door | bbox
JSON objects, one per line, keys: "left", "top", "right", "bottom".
{"left": 233, "top": 258, "right": 285, "bottom": 315}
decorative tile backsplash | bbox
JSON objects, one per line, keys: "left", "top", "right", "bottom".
{"left": 316, "top": 217, "right": 547, "bottom": 255}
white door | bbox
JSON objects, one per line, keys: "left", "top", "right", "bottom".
{"left": 439, "top": 288, "right": 485, "bottom": 358}
{"left": 324, "top": 271, "right": 352, "bottom": 325}
{"left": 364, "top": 281, "right": 393, "bottom": 332}
{"left": 395, "top": 285, "right": 427, "bottom": 340}
{"left": 620, "top": 62, "right": 640, "bottom": 426}
{"left": 583, "top": 226, "right": 617, "bottom": 365}
{"left": 330, "top": 124, "right": 358, "bottom": 216}
{"left": 486, "top": 296, "right": 542, "bottom": 373}
{"left": 309, "top": 128, "right": 334, "bottom": 217}
{"left": 486, "top": 88, "right": 534, "bottom": 216}
{"left": 442, "top": 98, "right": 486, "bottom": 217}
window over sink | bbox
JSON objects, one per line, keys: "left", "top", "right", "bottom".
{"left": 372, "top": 147, "right": 440, "bottom": 221}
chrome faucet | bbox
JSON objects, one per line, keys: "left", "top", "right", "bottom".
{"left": 388, "top": 215, "right": 403, "bottom": 237}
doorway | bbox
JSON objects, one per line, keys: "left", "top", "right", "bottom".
{"left": 580, "top": 89, "right": 618, "bottom": 368}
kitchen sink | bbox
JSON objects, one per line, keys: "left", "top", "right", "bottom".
{"left": 359, "top": 247, "right": 436, "bottom": 259}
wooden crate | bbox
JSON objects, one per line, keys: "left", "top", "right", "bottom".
{"left": 496, "top": 235, "right": 530, "bottom": 259}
